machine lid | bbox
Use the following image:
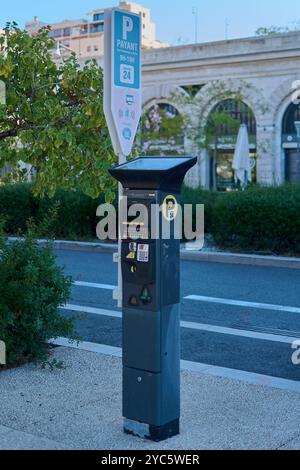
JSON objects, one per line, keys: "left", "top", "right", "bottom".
{"left": 109, "top": 156, "right": 197, "bottom": 191}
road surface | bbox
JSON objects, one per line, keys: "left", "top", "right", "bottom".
{"left": 55, "top": 249, "right": 300, "bottom": 386}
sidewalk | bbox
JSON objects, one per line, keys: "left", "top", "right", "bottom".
{"left": 0, "top": 346, "right": 300, "bottom": 450}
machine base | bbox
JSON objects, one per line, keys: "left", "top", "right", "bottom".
{"left": 124, "top": 418, "right": 179, "bottom": 442}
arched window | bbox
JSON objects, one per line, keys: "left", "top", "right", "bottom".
{"left": 139, "top": 103, "right": 185, "bottom": 156}
{"left": 282, "top": 103, "right": 300, "bottom": 135}
{"left": 282, "top": 103, "right": 300, "bottom": 183}
{"left": 208, "top": 99, "right": 256, "bottom": 137}
{"left": 206, "top": 99, "right": 256, "bottom": 191}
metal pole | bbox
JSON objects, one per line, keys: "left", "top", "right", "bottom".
{"left": 297, "top": 137, "right": 300, "bottom": 180}
{"left": 116, "top": 154, "right": 126, "bottom": 309}
{"left": 192, "top": 7, "right": 198, "bottom": 44}
{"left": 225, "top": 19, "right": 229, "bottom": 40}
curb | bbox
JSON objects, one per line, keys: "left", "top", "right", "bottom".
{"left": 7, "top": 237, "right": 300, "bottom": 270}
{"left": 180, "top": 250, "right": 300, "bottom": 270}
{"left": 7, "top": 237, "right": 117, "bottom": 254}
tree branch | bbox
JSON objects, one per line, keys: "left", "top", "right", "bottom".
{"left": 0, "top": 115, "right": 74, "bottom": 141}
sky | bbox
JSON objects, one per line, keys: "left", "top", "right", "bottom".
{"left": 1, "top": 0, "right": 299, "bottom": 45}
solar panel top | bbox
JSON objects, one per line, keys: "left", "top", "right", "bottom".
{"left": 117, "top": 157, "right": 193, "bottom": 172}
{"left": 109, "top": 156, "right": 197, "bottom": 191}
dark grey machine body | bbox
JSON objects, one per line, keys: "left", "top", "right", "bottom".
{"left": 109, "top": 157, "right": 197, "bottom": 442}
{"left": 122, "top": 189, "right": 181, "bottom": 440}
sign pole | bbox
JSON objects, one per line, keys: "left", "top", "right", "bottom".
{"left": 116, "top": 159, "right": 125, "bottom": 308}
{"left": 104, "top": 8, "right": 142, "bottom": 308}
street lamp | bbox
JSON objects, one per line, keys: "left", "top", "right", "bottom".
{"left": 294, "top": 121, "right": 300, "bottom": 179}
{"left": 192, "top": 7, "right": 198, "bottom": 44}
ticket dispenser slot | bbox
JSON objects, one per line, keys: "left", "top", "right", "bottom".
{"left": 109, "top": 156, "right": 197, "bottom": 442}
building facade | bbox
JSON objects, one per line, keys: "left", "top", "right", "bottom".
{"left": 141, "top": 32, "right": 300, "bottom": 189}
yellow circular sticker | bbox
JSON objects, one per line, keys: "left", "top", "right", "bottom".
{"left": 162, "top": 195, "right": 178, "bottom": 222}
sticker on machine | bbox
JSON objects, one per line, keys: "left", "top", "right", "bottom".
{"left": 137, "top": 244, "right": 149, "bottom": 263}
{"left": 129, "top": 242, "right": 137, "bottom": 252}
{"left": 162, "top": 195, "right": 178, "bottom": 222}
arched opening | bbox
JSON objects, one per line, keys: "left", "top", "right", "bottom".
{"left": 138, "top": 103, "right": 185, "bottom": 156}
{"left": 282, "top": 102, "right": 300, "bottom": 183}
{"left": 206, "top": 99, "right": 257, "bottom": 191}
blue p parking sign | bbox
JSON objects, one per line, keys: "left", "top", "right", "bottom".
{"left": 106, "top": 9, "right": 141, "bottom": 157}
{"left": 113, "top": 11, "right": 141, "bottom": 90}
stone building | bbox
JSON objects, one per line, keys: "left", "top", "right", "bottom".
{"left": 141, "top": 32, "right": 300, "bottom": 189}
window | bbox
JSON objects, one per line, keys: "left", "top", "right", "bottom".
{"left": 87, "top": 46, "right": 91, "bottom": 52}
{"left": 93, "top": 13, "right": 104, "bottom": 22}
{"left": 209, "top": 99, "right": 256, "bottom": 136}
{"left": 282, "top": 103, "right": 300, "bottom": 135}
{"left": 207, "top": 100, "right": 257, "bottom": 191}
{"left": 63, "top": 28, "right": 71, "bottom": 37}
{"left": 90, "top": 23, "right": 104, "bottom": 34}
{"left": 94, "top": 45, "right": 99, "bottom": 51}
{"left": 53, "top": 29, "right": 62, "bottom": 37}
{"left": 80, "top": 25, "right": 88, "bottom": 35}
{"left": 282, "top": 104, "right": 300, "bottom": 182}
{"left": 159, "top": 103, "right": 179, "bottom": 117}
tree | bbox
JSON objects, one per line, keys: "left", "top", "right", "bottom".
{"left": 0, "top": 24, "right": 116, "bottom": 200}
{"left": 137, "top": 104, "right": 185, "bottom": 156}
{"left": 255, "top": 21, "right": 300, "bottom": 36}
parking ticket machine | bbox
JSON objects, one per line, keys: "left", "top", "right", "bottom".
{"left": 109, "top": 156, "right": 197, "bottom": 442}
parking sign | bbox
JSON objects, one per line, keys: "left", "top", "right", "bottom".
{"left": 104, "top": 8, "right": 142, "bottom": 157}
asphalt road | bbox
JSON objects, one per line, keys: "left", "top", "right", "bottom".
{"left": 55, "top": 249, "right": 300, "bottom": 383}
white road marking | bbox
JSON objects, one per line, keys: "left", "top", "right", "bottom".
{"left": 62, "top": 304, "right": 299, "bottom": 344}
{"left": 73, "top": 282, "right": 300, "bottom": 316}
{"left": 74, "top": 281, "right": 116, "bottom": 290}
{"left": 185, "top": 295, "right": 300, "bottom": 315}
{"left": 62, "top": 304, "right": 122, "bottom": 319}
{"left": 181, "top": 320, "right": 300, "bottom": 344}
{"left": 51, "top": 338, "right": 300, "bottom": 394}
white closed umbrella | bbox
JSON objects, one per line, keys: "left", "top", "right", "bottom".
{"left": 232, "top": 124, "right": 251, "bottom": 189}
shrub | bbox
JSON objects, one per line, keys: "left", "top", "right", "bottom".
{"left": 35, "top": 190, "right": 104, "bottom": 240}
{"left": 0, "top": 183, "right": 37, "bottom": 234}
{"left": 211, "top": 184, "right": 300, "bottom": 254}
{"left": 0, "top": 229, "right": 76, "bottom": 367}
{"left": 181, "top": 185, "right": 218, "bottom": 234}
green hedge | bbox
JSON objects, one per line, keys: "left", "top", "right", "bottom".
{"left": 0, "top": 183, "right": 109, "bottom": 240}
{"left": 0, "top": 183, "right": 37, "bottom": 234}
{"left": 36, "top": 190, "right": 105, "bottom": 240}
{"left": 181, "top": 185, "right": 217, "bottom": 234}
{"left": 211, "top": 185, "right": 300, "bottom": 255}
{"left": 1, "top": 182, "right": 300, "bottom": 255}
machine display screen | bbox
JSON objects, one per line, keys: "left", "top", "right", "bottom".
{"left": 122, "top": 199, "right": 150, "bottom": 240}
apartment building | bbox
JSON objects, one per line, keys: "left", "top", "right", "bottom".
{"left": 25, "top": 1, "right": 168, "bottom": 63}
